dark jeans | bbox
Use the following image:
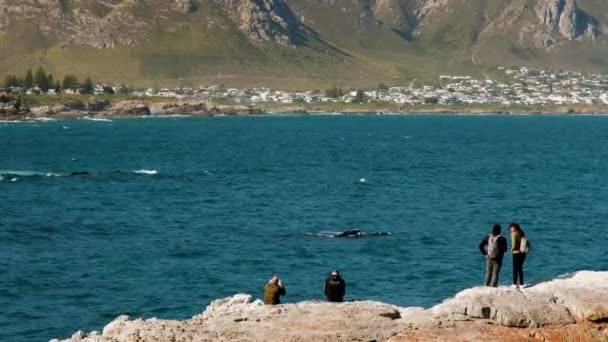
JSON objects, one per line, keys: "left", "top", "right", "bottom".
{"left": 513, "top": 253, "right": 526, "bottom": 285}
{"left": 485, "top": 258, "right": 502, "bottom": 287}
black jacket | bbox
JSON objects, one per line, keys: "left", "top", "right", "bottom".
{"left": 479, "top": 234, "right": 508, "bottom": 263}
{"left": 324, "top": 276, "right": 346, "bottom": 302}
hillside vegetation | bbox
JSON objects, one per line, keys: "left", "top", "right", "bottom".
{"left": 0, "top": 0, "right": 606, "bottom": 88}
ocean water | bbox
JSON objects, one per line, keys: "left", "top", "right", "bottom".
{"left": 2, "top": 115, "right": 608, "bottom": 341}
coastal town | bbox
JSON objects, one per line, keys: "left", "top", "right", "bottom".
{"left": 191, "top": 67, "right": 608, "bottom": 107}
{"left": 3, "top": 66, "right": 608, "bottom": 118}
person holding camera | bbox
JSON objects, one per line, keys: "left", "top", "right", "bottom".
{"left": 263, "top": 275, "right": 286, "bottom": 305}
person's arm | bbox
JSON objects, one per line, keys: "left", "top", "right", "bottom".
{"left": 511, "top": 231, "right": 518, "bottom": 252}
{"left": 479, "top": 235, "right": 489, "bottom": 256}
{"left": 324, "top": 279, "right": 328, "bottom": 295}
{"left": 340, "top": 280, "right": 346, "bottom": 297}
{"left": 500, "top": 236, "right": 508, "bottom": 254}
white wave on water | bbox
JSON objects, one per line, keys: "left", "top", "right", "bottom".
{"left": 0, "top": 120, "right": 23, "bottom": 123}
{"left": 133, "top": 169, "right": 158, "bottom": 175}
{"left": 149, "top": 114, "right": 192, "bottom": 118}
{"left": 82, "top": 117, "right": 113, "bottom": 122}
{"left": 30, "top": 117, "right": 57, "bottom": 122}
{"left": 359, "top": 178, "right": 367, "bottom": 183}
{"left": 306, "top": 231, "right": 339, "bottom": 238}
{"left": 0, "top": 170, "right": 66, "bottom": 177}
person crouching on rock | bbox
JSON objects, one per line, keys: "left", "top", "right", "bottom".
{"left": 324, "top": 270, "right": 346, "bottom": 302}
{"left": 263, "top": 276, "right": 286, "bottom": 305}
{"left": 479, "top": 224, "right": 508, "bottom": 287}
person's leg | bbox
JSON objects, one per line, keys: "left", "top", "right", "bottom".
{"left": 485, "top": 259, "right": 493, "bottom": 286}
{"left": 518, "top": 254, "right": 526, "bottom": 286}
{"left": 513, "top": 253, "right": 521, "bottom": 286}
{"left": 512, "top": 254, "right": 518, "bottom": 285}
{"left": 491, "top": 260, "right": 501, "bottom": 287}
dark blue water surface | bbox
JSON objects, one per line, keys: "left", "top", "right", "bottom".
{"left": 2, "top": 115, "right": 608, "bottom": 341}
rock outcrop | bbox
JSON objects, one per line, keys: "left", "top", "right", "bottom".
{"left": 105, "top": 101, "right": 151, "bottom": 117}
{"left": 149, "top": 101, "right": 211, "bottom": 115}
{"left": 436, "top": 271, "right": 608, "bottom": 326}
{"left": 216, "top": 0, "right": 310, "bottom": 46}
{"left": 53, "top": 271, "right": 608, "bottom": 342}
{"left": 534, "top": 0, "right": 598, "bottom": 47}
{"left": 0, "top": 92, "right": 25, "bottom": 117}
{"left": 27, "top": 99, "right": 112, "bottom": 119}
{"left": 174, "top": 0, "right": 199, "bottom": 13}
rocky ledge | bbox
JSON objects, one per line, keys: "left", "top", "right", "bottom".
{"left": 53, "top": 271, "right": 608, "bottom": 342}
{"left": 22, "top": 100, "right": 264, "bottom": 120}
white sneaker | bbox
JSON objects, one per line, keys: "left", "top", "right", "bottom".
{"left": 510, "top": 284, "right": 519, "bottom": 289}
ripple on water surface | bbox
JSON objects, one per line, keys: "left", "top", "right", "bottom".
{"left": 2, "top": 115, "right": 608, "bottom": 341}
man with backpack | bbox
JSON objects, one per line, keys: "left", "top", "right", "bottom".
{"left": 479, "top": 224, "right": 508, "bottom": 287}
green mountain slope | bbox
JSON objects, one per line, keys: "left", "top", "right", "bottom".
{"left": 0, "top": 0, "right": 606, "bottom": 88}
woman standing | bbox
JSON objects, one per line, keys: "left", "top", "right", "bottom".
{"left": 510, "top": 223, "right": 527, "bottom": 288}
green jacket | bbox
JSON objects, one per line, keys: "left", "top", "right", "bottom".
{"left": 263, "top": 283, "right": 286, "bottom": 305}
{"left": 511, "top": 230, "right": 523, "bottom": 254}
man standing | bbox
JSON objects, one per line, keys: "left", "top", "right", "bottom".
{"left": 479, "top": 224, "right": 508, "bottom": 287}
{"left": 324, "top": 270, "right": 346, "bottom": 302}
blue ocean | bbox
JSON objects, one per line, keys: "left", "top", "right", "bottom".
{"left": 2, "top": 115, "right": 608, "bottom": 341}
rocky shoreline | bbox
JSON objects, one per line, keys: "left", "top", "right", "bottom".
{"left": 26, "top": 100, "right": 263, "bottom": 120}
{"left": 52, "top": 271, "right": 608, "bottom": 342}
{"left": 1, "top": 98, "right": 265, "bottom": 122}
{"left": 4, "top": 96, "right": 608, "bottom": 122}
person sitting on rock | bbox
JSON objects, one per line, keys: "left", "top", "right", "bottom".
{"left": 324, "top": 270, "right": 346, "bottom": 302}
{"left": 479, "top": 224, "right": 508, "bottom": 287}
{"left": 263, "top": 276, "right": 286, "bottom": 305}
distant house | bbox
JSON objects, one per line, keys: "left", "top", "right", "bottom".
{"left": 234, "top": 96, "right": 251, "bottom": 104}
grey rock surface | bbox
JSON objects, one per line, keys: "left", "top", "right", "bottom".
{"left": 54, "top": 271, "right": 608, "bottom": 342}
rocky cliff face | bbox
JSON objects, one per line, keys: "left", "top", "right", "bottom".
{"left": 215, "top": 0, "right": 310, "bottom": 46}
{"left": 52, "top": 271, "right": 608, "bottom": 342}
{"left": 534, "top": 0, "right": 598, "bottom": 47}
{"left": 0, "top": 0, "right": 309, "bottom": 48}
{"left": 412, "top": 0, "right": 601, "bottom": 49}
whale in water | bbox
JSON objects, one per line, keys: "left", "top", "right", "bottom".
{"left": 308, "top": 229, "right": 392, "bottom": 238}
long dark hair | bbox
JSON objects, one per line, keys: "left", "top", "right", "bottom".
{"left": 510, "top": 223, "right": 525, "bottom": 237}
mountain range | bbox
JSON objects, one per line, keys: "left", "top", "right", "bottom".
{"left": 1, "top": 0, "right": 607, "bottom": 88}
